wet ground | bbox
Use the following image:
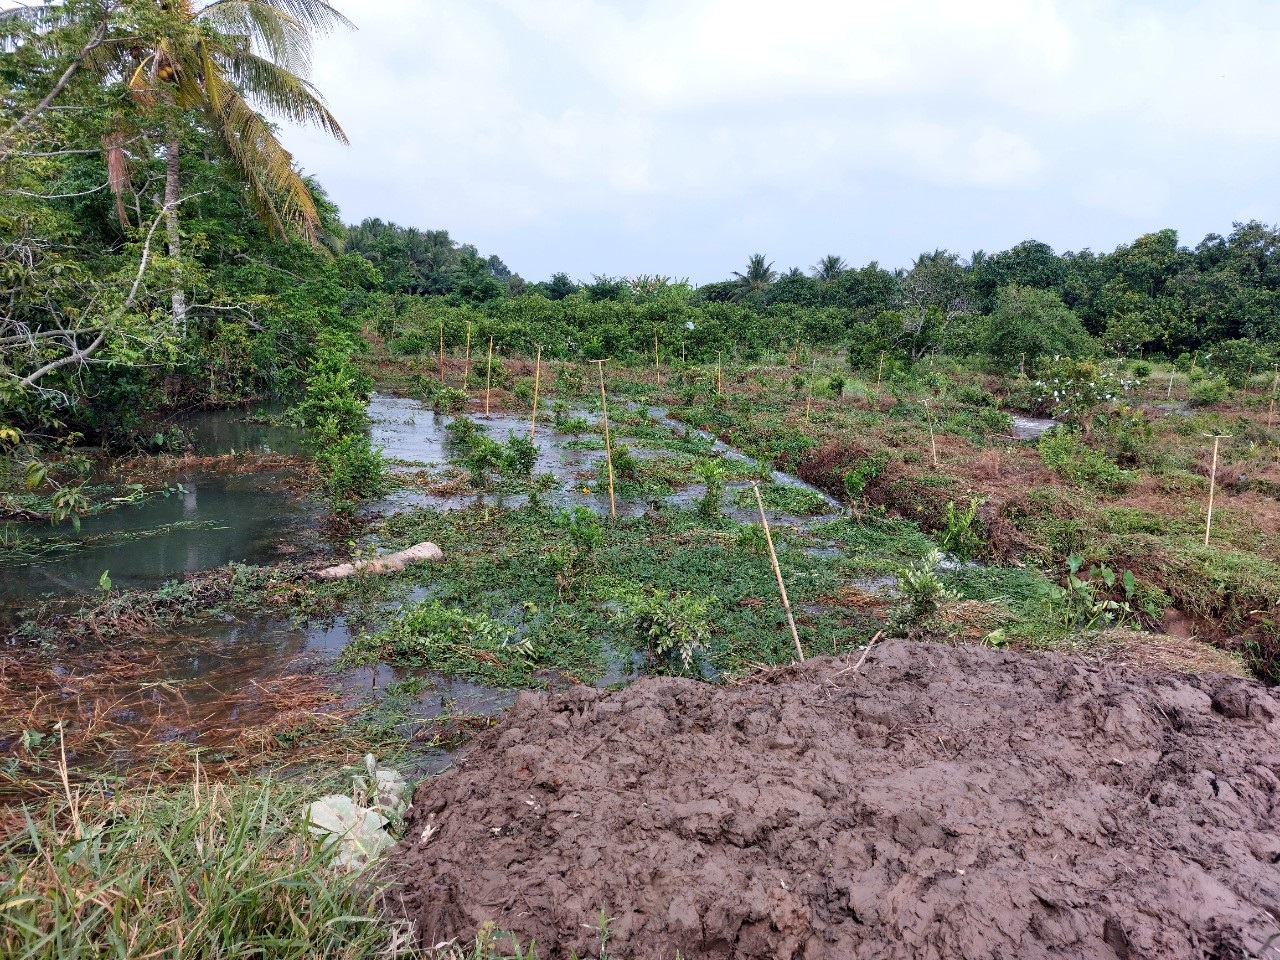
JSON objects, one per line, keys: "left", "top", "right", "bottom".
{"left": 1, "top": 393, "right": 843, "bottom": 780}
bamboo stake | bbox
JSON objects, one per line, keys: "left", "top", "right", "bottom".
{"left": 752, "top": 482, "right": 805, "bottom": 663}
{"left": 876, "top": 351, "right": 885, "bottom": 390}
{"left": 1019, "top": 353, "right": 1025, "bottom": 377}
{"left": 588, "top": 359, "right": 616, "bottom": 518}
{"left": 463, "top": 322, "right": 472, "bottom": 389}
{"left": 924, "top": 399, "right": 939, "bottom": 469}
{"left": 1204, "top": 433, "right": 1229, "bottom": 546}
{"left": 1167, "top": 372, "right": 1175, "bottom": 399}
{"left": 805, "top": 392, "right": 812, "bottom": 422}
{"left": 716, "top": 351, "right": 722, "bottom": 396}
{"left": 530, "top": 345, "right": 542, "bottom": 439}
{"left": 654, "top": 331, "right": 661, "bottom": 385}
{"left": 484, "top": 336, "right": 494, "bottom": 416}
{"left": 1267, "top": 396, "right": 1275, "bottom": 431}
{"left": 438, "top": 320, "right": 445, "bottom": 383}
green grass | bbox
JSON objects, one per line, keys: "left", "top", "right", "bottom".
{"left": 0, "top": 777, "right": 407, "bottom": 960}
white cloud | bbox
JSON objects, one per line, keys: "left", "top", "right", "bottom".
{"left": 275, "top": 0, "right": 1280, "bottom": 278}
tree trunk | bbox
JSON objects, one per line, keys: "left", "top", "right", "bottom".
{"left": 164, "top": 134, "right": 187, "bottom": 330}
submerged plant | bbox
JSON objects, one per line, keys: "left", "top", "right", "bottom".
{"left": 938, "top": 497, "right": 983, "bottom": 560}
{"left": 693, "top": 460, "right": 727, "bottom": 519}
{"left": 622, "top": 588, "right": 714, "bottom": 672}
{"left": 890, "top": 549, "right": 958, "bottom": 630}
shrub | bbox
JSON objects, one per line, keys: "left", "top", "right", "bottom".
{"left": 501, "top": 432, "right": 538, "bottom": 477}
{"left": 431, "top": 386, "right": 469, "bottom": 413}
{"left": 938, "top": 497, "right": 984, "bottom": 560}
{"left": 891, "top": 549, "right": 958, "bottom": 629}
{"left": 312, "top": 430, "right": 386, "bottom": 504}
{"left": 622, "top": 588, "right": 713, "bottom": 672}
{"left": 458, "top": 434, "right": 505, "bottom": 486}
{"left": 1092, "top": 408, "right": 1155, "bottom": 467}
{"left": 1037, "top": 427, "right": 1132, "bottom": 492}
{"left": 1188, "top": 376, "right": 1229, "bottom": 407}
{"left": 693, "top": 460, "right": 727, "bottom": 519}
{"left": 979, "top": 285, "right": 1095, "bottom": 373}
{"left": 1132, "top": 361, "right": 1152, "bottom": 378}
{"left": 608, "top": 444, "right": 640, "bottom": 482}
{"left": 842, "top": 457, "right": 884, "bottom": 499}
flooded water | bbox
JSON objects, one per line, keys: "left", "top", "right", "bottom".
{"left": 366, "top": 393, "right": 845, "bottom": 524}
{"left": 2, "top": 392, "right": 848, "bottom": 779}
{"left": 1010, "top": 414, "right": 1057, "bottom": 440}
{"left": 0, "top": 472, "right": 323, "bottom": 606}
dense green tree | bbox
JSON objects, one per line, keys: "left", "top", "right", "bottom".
{"left": 980, "top": 285, "right": 1094, "bottom": 372}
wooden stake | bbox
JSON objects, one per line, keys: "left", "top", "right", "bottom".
{"left": 438, "top": 320, "right": 445, "bottom": 383}
{"left": 716, "top": 351, "right": 722, "bottom": 397}
{"left": 1167, "top": 372, "right": 1175, "bottom": 400}
{"left": 654, "top": 331, "right": 661, "bottom": 385}
{"left": 924, "top": 399, "right": 939, "bottom": 469}
{"left": 876, "top": 351, "right": 885, "bottom": 390}
{"left": 463, "top": 322, "right": 472, "bottom": 389}
{"left": 805, "top": 392, "right": 812, "bottom": 422}
{"left": 1019, "top": 352, "right": 1025, "bottom": 377}
{"left": 752, "top": 482, "right": 805, "bottom": 663}
{"left": 530, "top": 344, "right": 542, "bottom": 439}
{"left": 1204, "top": 434, "right": 1228, "bottom": 546}
{"left": 588, "top": 359, "right": 616, "bottom": 518}
{"left": 1268, "top": 396, "right": 1275, "bottom": 431}
{"left": 484, "top": 336, "right": 494, "bottom": 416}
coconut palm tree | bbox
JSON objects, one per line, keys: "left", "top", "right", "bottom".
{"left": 732, "top": 253, "right": 776, "bottom": 299}
{"left": 812, "top": 254, "right": 847, "bottom": 284}
{"left": 127, "top": 0, "right": 352, "bottom": 323}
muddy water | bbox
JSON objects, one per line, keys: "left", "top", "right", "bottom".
{"left": 3, "top": 393, "right": 844, "bottom": 776}
{"left": 1, "top": 407, "right": 321, "bottom": 606}
{"left": 0, "top": 472, "right": 324, "bottom": 606}
{"left": 1010, "top": 414, "right": 1057, "bottom": 440}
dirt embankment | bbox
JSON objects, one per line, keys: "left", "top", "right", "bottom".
{"left": 393, "top": 640, "right": 1280, "bottom": 960}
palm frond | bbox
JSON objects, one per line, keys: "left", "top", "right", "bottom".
{"left": 197, "top": 0, "right": 312, "bottom": 76}
{"left": 220, "top": 47, "right": 347, "bottom": 143}
{"left": 200, "top": 0, "right": 355, "bottom": 35}
{"left": 208, "top": 74, "right": 321, "bottom": 239}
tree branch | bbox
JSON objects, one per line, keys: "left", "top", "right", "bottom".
{"left": 0, "top": 17, "right": 109, "bottom": 160}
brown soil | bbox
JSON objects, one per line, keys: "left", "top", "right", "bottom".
{"left": 393, "top": 640, "right": 1280, "bottom": 959}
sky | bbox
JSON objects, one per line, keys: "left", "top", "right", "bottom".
{"left": 282, "top": 0, "right": 1280, "bottom": 285}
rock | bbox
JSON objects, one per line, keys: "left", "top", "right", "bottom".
{"left": 315, "top": 542, "right": 443, "bottom": 580}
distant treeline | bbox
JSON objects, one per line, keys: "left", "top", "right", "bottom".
{"left": 348, "top": 219, "right": 1280, "bottom": 373}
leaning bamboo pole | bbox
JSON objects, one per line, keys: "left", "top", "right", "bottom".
{"left": 924, "top": 399, "right": 939, "bottom": 469}
{"left": 588, "top": 359, "right": 616, "bottom": 518}
{"left": 530, "top": 345, "right": 542, "bottom": 439}
{"left": 752, "top": 482, "right": 804, "bottom": 663}
{"left": 438, "top": 320, "right": 445, "bottom": 383}
{"left": 1203, "top": 433, "right": 1230, "bottom": 546}
{"left": 484, "top": 336, "right": 494, "bottom": 416}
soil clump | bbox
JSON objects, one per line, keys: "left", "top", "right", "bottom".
{"left": 394, "top": 639, "right": 1280, "bottom": 959}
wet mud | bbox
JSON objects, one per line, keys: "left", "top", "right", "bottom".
{"left": 394, "top": 639, "right": 1280, "bottom": 959}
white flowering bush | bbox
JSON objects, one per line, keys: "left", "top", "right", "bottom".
{"left": 1032, "top": 357, "right": 1139, "bottom": 425}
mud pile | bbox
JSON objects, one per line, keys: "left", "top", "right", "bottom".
{"left": 393, "top": 640, "right": 1280, "bottom": 959}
